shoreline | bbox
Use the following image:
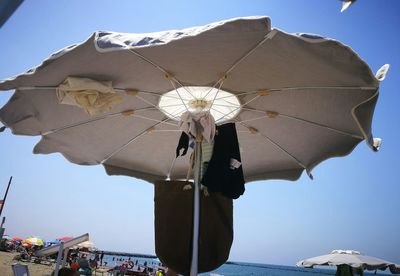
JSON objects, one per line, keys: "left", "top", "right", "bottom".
{"left": 100, "top": 250, "right": 157, "bottom": 259}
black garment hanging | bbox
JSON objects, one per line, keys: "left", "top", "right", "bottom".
{"left": 176, "top": 132, "right": 189, "bottom": 157}
{"left": 202, "top": 123, "right": 245, "bottom": 199}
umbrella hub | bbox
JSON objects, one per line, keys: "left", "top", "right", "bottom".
{"left": 158, "top": 86, "right": 241, "bottom": 122}
{"left": 188, "top": 98, "right": 211, "bottom": 110}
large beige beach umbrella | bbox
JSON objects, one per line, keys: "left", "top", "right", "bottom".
{"left": 297, "top": 250, "right": 400, "bottom": 275}
{"left": 0, "top": 17, "right": 386, "bottom": 275}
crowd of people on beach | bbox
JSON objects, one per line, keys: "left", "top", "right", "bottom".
{"left": 0, "top": 235, "right": 175, "bottom": 275}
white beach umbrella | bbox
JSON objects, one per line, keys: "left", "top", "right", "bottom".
{"left": 0, "top": 17, "right": 386, "bottom": 275}
{"left": 340, "top": 0, "right": 357, "bottom": 12}
{"left": 77, "top": 240, "right": 96, "bottom": 249}
{"left": 297, "top": 250, "right": 400, "bottom": 274}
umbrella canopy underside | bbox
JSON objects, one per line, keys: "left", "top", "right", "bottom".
{"left": 0, "top": 16, "right": 382, "bottom": 184}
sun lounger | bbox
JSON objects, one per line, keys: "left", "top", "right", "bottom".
{"left": 12, "top": 263, "right": 31, "bottom": 276}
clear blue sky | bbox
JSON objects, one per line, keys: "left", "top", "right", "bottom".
{"left": 0, "top": 0, "right": 399, "bottom": 266}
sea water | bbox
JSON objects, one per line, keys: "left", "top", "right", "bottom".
{"left": 101, "top": 254, "right": 389, "bottom": 275}
{"left": 204, "top": 262, "right": 389, "bottom": 275}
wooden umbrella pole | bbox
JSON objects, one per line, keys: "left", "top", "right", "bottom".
{"left": 190, "top": 129, "right": 202, "bottom": 276}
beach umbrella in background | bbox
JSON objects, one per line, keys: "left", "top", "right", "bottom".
{"left": 77, "top": 240, "right": 96, "bottom": 250}
{"left": 0, "top": 17, "right": 387, "bottom": 275}
{"left": 340, "top": 0, "right": 357, "bottom": 12}
{"left": 23, "top": 237, "right": 44, "bottom": 247}
{"left": 56, "top": 236, "right": 74, "bottom": 242}
{"left": 297, "top": 250, "right": 400, "bottom": 275}
{"left": 46, "top": 239, "right": 61, "bottom": 246}
{"left": 11, "top": 236, "right": 23, "bottom": 244}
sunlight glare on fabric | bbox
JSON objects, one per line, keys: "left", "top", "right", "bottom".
{"left": 158, "top": 86, "right": 241, "bottom": 122}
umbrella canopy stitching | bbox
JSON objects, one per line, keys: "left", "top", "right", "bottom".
{"left": 40, "top": 106, "right": 161, "bottom": 136}
{"left": 350, "top": 88, "right": 380, "bottom": 151}
{"left": 237, "top": 120, "right": 309, "bottom": 173}
{"left": 240, "top": 107, "right": 363, "bottom": 139}
{"left": 114, "top": 22, "right": 274, "bottom": 119}
{"left": 1, "top": 82, "right": 376, "bottom": 181}
{"left": 124, "top": 46, "right": 198, "bottom": 101}
{"left": 100, "top": 117, "right": 171, "bottom": 164}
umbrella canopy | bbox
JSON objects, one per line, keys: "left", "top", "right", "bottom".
{"left": 11, "top": 236, "right": 23, "bottom": 244}
{"left": 77, "top": 240, "right": 96, "bottom": 249}
{"left": 297, "top": 250, "right": 400, "bottom": 274}
{"left": 56, "top": 236, "right": 74, "bottom": 242}
{"left": 0, "top": 16, "right": 385, "bottom": 184}
{"left": 23, "top": 237, "right": 44, "bottom": 247}
{"left": 46, "top": 239, "right": 61, "bottom": 246}
{"left": 0, "top": 16, "right": 386, "bottom": 276}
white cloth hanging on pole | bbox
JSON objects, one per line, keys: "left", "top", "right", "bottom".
{"left": 179, "top": 111, "right": 216, "bottom": 143}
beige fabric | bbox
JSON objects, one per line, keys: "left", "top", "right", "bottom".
{"left": 179, "top": 111, "right": 216, "bottom": 143}
{"left": 56, "top": 77, "right": 122, "bottom": 115}
{"left": 0, "top": 16, "right": 382, "bottom": 184}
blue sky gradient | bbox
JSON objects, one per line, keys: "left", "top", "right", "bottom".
{"left": 0, "top": 0, "right": 399, "bottom": 266}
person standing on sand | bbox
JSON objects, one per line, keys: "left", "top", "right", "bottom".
{"left": 90, "top": 257, "right": 98, "bottom": 269}
{"left": 100, "top": 251, "right": 104, "bottom": 265}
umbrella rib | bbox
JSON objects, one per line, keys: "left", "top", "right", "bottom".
{"left": 215, "top": 91, "right": 255, "bottom": 100}
{"left": 223, "top": 31, "right": 276, "bottom": 76}
{"left": 17, "top": 86, "right": 184, "bottom": 100}
{"left": 158, "top": 103, "right": 191, "bottom": 108}
{"left": 237, "top": 121, "right": 308, "bottom": 171}
{"left": 168, "top": 79, "right": 190, "bottom": 111}
{"left": 114, "top": 88, "right": 180, "bottom": 99}
{"left": 125, "top": 47, "right": 197, "bottom": 100}
{"left": 129, "top": 114, "right": 178, "bottom": 126}
{"left": 215, "top": 94, "right": 260, "bottom": 123}
{"left": 41, "top": 107, "right": 163, "bottom": 135}
{"left": 203, "top": 31, "right": 274, "bottom": 102}
{"left": 212, "top": 103, "right": 241, "bottom": 108}
{"left": 240, "top": 108, "right": 363, "bottom": 139}
{"left": 202, "top": 76, "right": 225, "bottom": 99}
{"left": 152, "top": 129, "right": 181, "bottom": 132}
{"left": 210, "top": 106, "right": 228, "bottom": 117}
{"left": 135, "top": 93, "right": 182, "bottom": 119}
{"left": 213, "top": 86, "right": 376, "bottom": 101}
{"left": 208, "top": 78, "right": 226, "bottom": 111}
{"left": 101, "top": 118, "right": 169, "bottom": 164}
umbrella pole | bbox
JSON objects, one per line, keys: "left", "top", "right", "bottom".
{"left": 190, "top": 131, "right": 202, "bottom": 276}
{"left": 54, "top": 241, "right": 64, "bottom": 276}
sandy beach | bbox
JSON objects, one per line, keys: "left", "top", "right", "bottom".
{"left": 0, "top": 251, "right": 54, "bottom": 276}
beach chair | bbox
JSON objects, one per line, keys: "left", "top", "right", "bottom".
{"left": 11, "top": 263, "right": 31, "bottom": 276}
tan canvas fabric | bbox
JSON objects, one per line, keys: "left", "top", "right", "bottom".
{"left": 154, "top": 180, "right": 233, "bottom": 275}
{"left": 57, "top": 77, "right": 122, "bottom": 115}
{"left": 0, "top": 16, "right": 382, "bottom": 183}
